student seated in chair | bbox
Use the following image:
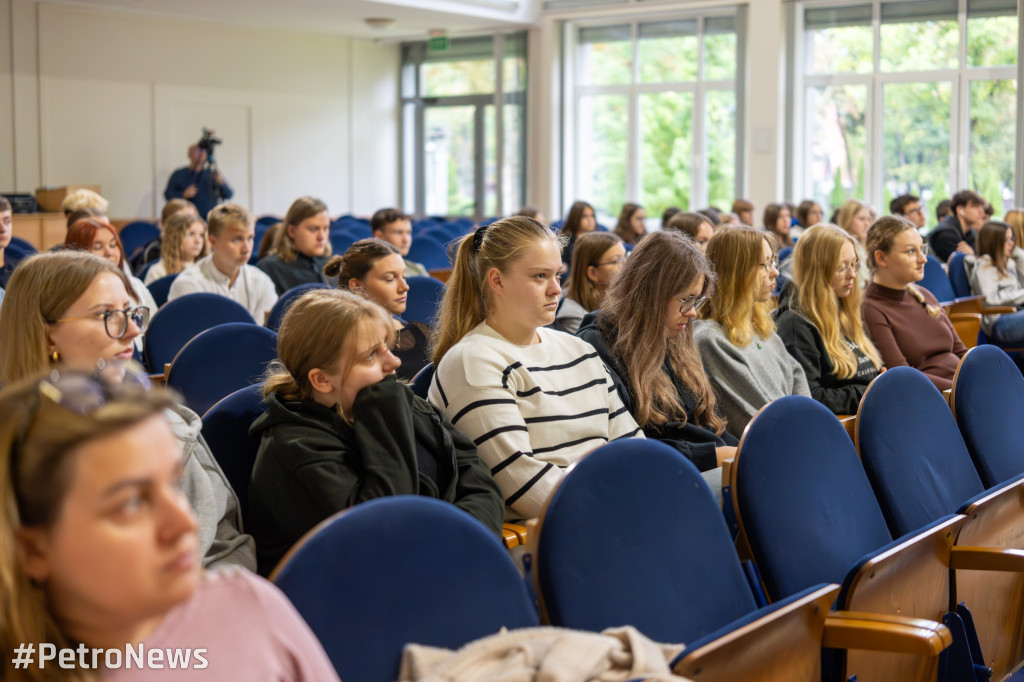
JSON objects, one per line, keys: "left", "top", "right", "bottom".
{"left": 257, "top": 196, "right": 331, "bottom": 295}
{"left": 969, "top": 220, "right": 1024, "bottom": 346}
{"left": 429, "top": 216, "right": 643, "bottom": 521}
{"left": 552, "top": 231, "right": 625, "bottom": 335}
{"left": 0, "top": 196, "right": 14, "bottom": 289}
{"left": 0, "top": 370, "right": 336, "bottom": 681}
{"left": 0, "top": 250, "right": 256, "bottom": 571}
{"left": 694, "top": 227, "right": 811, "bottom": 435}
{"left": 248, "top": 288, "right": 502, "bottom": 576}
{"left": 324, "top": 238, "right": 430, "bottom": 382}
{"left": 143, "top": 212, "right": 209, "bottom": 285}
{"left": 576, "top": 229, "right": 737, "bottom": 480}
{"left": 775, "top": 224, "right": 883, "bottom": 414}
{"left": 371, "top": 207, "right": 428, "bottom": 276}
{"left": 168, "top": 203, "right": 278, "bottom": 325}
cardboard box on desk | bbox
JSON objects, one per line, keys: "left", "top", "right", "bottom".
{"left": 35, "top": 185, "right": 102, "bottom": 213}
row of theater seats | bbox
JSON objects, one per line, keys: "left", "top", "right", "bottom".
{"left": 236, "top": 344, "right": 1024, "bottom": 682}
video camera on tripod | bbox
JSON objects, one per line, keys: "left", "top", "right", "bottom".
{"left": 197, "top": 128, "right": 223, "bottom": 199}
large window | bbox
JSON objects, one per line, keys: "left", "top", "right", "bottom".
{"left": 794, "top": 0, "right": 1020, "bottom": 217}
{"left": 401, "top": 34, "right": 526, "bottom": 220}
{"left": 566, "top": 11, "right": 744, "bottom": 222}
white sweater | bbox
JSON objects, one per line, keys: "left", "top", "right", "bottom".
{"left": 969, "top": 254, "right": 1024, "bottom": 335}
{"left": 429, "top": 322, "right": 643, "bottom": 519}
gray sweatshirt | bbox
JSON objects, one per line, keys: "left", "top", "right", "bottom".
{"left": 167, "top": 404, "right": 257, "bottom": 571}
{"left": 969, "top": 252, "right": 1024, "bottom": 335}
{"left": 693, "top": 319, "right": 811, "bottom": 435}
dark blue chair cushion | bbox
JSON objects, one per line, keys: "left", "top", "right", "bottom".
{"left": 266, "top": 282, "right": 328, "bottom": 332}
{"left": 857, "top": 366, "right": 984, "bottom": 537}
{"left": 920, "top": 254, "right": 957, "bottom": 303}
{"left": 948, "top": 252, "right": 972, "bottom": 299}
{"left": 166, "top": 322, "right": 277, "bottom": 417}
{"left": 143, "top": 292, "right": 254, "bottom": 372}
{"left": 274, "top": 496, "right": 537, "bottom": 682}
{"left": 200, "top": 384, "right": 266, "bottom": 521}
{"left": 146, "top": 272, "right": 179, "bottom": 309}
{"left": 405, "top": 276, "right": 445, "bottom": 326}
{"left": 407, "top": 236, "right": 450, "bottom": 271}
{"left": 410, "top": 362, "right": 435, "bottom": 399}
{"left": 537, "top": 439, "right": 758, "bottom": 644}
{"left": 118, "top": 221, "right": 160, "bottom": 262}
{"left": 953, "top": 345, "right": 1024, "bottom": 487}
{"left": 735, "top": 396, "right": 892, "bottom": 601}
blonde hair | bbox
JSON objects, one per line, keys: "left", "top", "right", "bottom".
{"left": 565, "top": 232, "right": 622, "bottom": 312}
{"left": 791, "top": 225, "right": 882, "bottom": 379}
{"left": 0, "top": 252, "right": 134, "bottom": 386}
{"left": 0, "top": 373, "right": 173, "bottom": 681}
{"left": 599, "top": 230, "right": 725, "bottom": 433}
{"left": 263, "top": 289, "right": 394, "bottom": 404}
{"left": 700, "top": 226, "right": 776, "bottom": 347}
{"left": 207, "top": 203, "right": 252, "bottom": 239}
{"left": 432, "top": 216, "right": 563, "bottom": 364}
{"left": 161, "top": 199, "right": 198, "bottom": 226}
{"left": 1004, "top": 208, "right": 1024, "bottom": 250}
{"left": 865, "top": 215, "right": 941, "bottom": 318}
{"left": 276, "top": 196, "right": 331, "bottom": 263}
{"left": 836, "top": 199, "right": 869, "bottom": 240}
{"left": 160, "top": 213, "right": 208, "bottom": 275}
{"left": 60, "top": 189, "right": 107, "bottom": 216}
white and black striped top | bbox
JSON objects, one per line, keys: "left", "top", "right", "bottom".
{"left": 429, "top": 322, "right": 643, "bottom": 519}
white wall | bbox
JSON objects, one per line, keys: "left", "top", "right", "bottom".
{"left": 0, "top": 0, "right": 400, "bottom": 218}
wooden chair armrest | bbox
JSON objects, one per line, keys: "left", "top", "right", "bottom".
{"left": 948, "top": 546, "right": 1024, "bottom": 572}
{"left": 502, "top": 522, "right": 529, "bottom": 548}
{"left": 943, "top": 296, "right": 984, "bottom": 315}
{"left": 980, "top": 306, "right": 1018, "bottom": 315}
{"left": 947, "top": 313, "right": 981, "bottom": 349}
{"left": 823, "top": 611, "right": 952, "bottom": 656}
{"left": 147, "top": 373, "right": 165, "bottom": 385}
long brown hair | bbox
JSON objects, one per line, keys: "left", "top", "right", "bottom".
{"left": 263, "top": 288, "right": 394, "bottom": 404}
{"left": 0, "top": 373, "right": 173, "bottom": 682}
{"left": 0, "top": 252, "right": 135, "bottom": 386}
{"left": 977, "top": 220, "right": 1012, "bottom": 276}
{"left": 700, "top": 227, "right": 776, "bottom": 346}
{"left": 791, "top": 224, "right": 882, "bottom": 378}
{"left": 276, "top": 196, "right": 331, "bottom": 263}
{"left": 560, "top": 200, "right": 594, "bottom": 237}
{"left": 160, "top": 213, "right": 209, "bottom": 275}
{"left": 323, "top": 238, "right": 402, "bottom": 288}
{"left": 565, "top": 232, "right": 622, "bottom": 312}
{"left": 600, "top": 230, "right": 724, "bottom": 433}
{"left": 613, "top": 202, "right": 644, "bottom": 245}
{"left": 432, "top": 216, "right": 562, "bottom": 363}
{"left": 763, "top": 203, "right": 794, "bottom": 247}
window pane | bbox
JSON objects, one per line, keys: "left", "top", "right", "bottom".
{"left": 638, "top": 20, "right": 698, "bottom": 83}
{"left": 425, "top": 106, "right": 476, "bottom": 217}
{"left": 970, "top": 79, "right": 1017, "bottom": 213}
{"left": 422, "top": 59, "right": 495, "bottom": 97}
{"left": 402, "top": 103, "right": 417, "bottom": 213}
{"left": 805, "top": 85, "right": 868, "bottom": 211}
{"left": 967, "top": 1, "right": 1019, "bottom": 67}
{"left": 640, "top": 91, "right": 693, "bottom": 216}
{"left": 882, "top": 81, "right": 952, "bottom": 211}
{"left": 705, "top": 89, "right": 736, "bottom": 210}
{"left": 880, "top": 1, "right": 958, "bottom": 72}
{"left": 577, "top": 94, "right": 628, "bottom": 217}
{"left": 704, "top": 17, "right": 737, "bottom": 80}
{"left": 578, "top": 25, "right": 632, "bottom": 85}
{"left": 804, "top": 5, "right": 873, "bottom": 74}
{"left": 484, "top": 105, "right": 497, "bottom": 218}
{"left": 502, "top": 103, "right": 525, "bottom": 216}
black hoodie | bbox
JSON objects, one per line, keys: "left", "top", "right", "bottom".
{"left": 247, "top": 375, "right": 503, "bottom": 575}
{"left": 576, "top": 311, "right": 736, "bottom": 472}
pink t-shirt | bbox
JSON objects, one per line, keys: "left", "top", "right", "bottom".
{"left": 105, "top": 569, "right": 339, "bottom": 681}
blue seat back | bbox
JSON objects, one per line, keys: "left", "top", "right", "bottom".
{"left": 536, "top": 439, "right": 757, "bottom": 643}
{"left": 952, "top": 345, "right": 1024, "bottom": 487}
{"left": 410, "top": 362, "right": 435, "bottom": 399}
{"left": 857, "top": 366, "right": 984, "bottom": 536}
{"left": 200, "top": 384, "right": 266, "bottom": 521}
{"left": 920, "top": 254, "right": 957, "bottom": 303}
{"left": 143, "top": 292, "right": 254, "bottom": 372}
{"left": 734, "top": 396, "right": 893, "bottom": 601}
{"left": 328, "top": 231, "right": 357, "bottom": 260}
{"left": 146, "top": 272, "right": 179, "bottom": 309}
{"left": 118, "top": 221, "right": 160, "bottom": 262}
{"left": 948, "top": 251, "right": 972, "bottom": 298}
{"left": 266, "top": 282, "right": 329, "bottom": 332}
{"left": 404, "top": 276, "right": 445, "bottom": 326}
{"left": 778, "top": 246, "right": 794, "bottom": 263}
{"left": 8, "top": 235, "right": 37, "bottom": 254}
{"left": 167, "top": 322, "right": 278, "bottom": 417}
{"left": 407, "top": 236, "right": 450, "bottom": 271}
{"left": 274, "top": 496, "right": 537, "bottom": 682}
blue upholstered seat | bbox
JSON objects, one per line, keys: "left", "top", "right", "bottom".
{"left": 143, "top": 292, "right": 254, "bottom": 373}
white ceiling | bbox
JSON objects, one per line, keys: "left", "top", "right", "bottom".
{"left": 47, "top": 0, "right": 538, "bottom": 40}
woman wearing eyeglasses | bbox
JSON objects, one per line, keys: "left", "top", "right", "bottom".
{"left": 774, "top": 225, "right": 883, "bottom": 415}
{"left": 863, "top": 215, "right": 967, "bottom": 390}
{"left": 553, "top": 231, "right": 625, "bottom": 334}
{"left": 0, "top": 371, "right": 338, "bottom": 681}
{"left": 694, "top": 227, "right": 811, "bottom": 435}
{"left": 576, "top": 230, "right": 737, "bottom": 475}
{"left": 0, "top": 250, "right": 256, "bottom": 571}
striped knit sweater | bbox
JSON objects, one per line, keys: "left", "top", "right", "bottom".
{"left": 429, "top": 322, "right": 643, "bottom": 519}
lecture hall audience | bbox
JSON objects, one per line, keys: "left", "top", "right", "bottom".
{"left": 257, "top": 197, "right": 332, "bottom": 295}
{"left": 143, "top": 212, "right": 209, "bottom": 285}
{"left": 552, "top": 231, "right": 625, "bottom": 335}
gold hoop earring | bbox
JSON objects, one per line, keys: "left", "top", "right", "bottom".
{"left": 51, "top": 350, "right": 60, "bottom": 363}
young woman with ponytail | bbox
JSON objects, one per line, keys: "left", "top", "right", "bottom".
{"left": 429, "top": 216, "right": 643, "bottom": 521}
{"left": 248, "top": 288, "right": 501, "bottom": 575}
{"left": 863, "top": 215, "right": 967, "bottom": 390}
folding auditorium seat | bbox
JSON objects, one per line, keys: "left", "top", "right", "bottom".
{"left": 143, "top": 292, "right": 255, "bottom": 373}
{"left": 532, "top": 438, "right": 952, "bottom": 682}
{"left": 265, "top": 282, "right": 328, "bottom": 332}
{"left": 201, "top": 384, "right": 266, "bottom": 521}
{"left": 403, "top": 275, "right": 445, "bottom": 327}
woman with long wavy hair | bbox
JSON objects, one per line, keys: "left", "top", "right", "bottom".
{"left": 775, "top": 224, "right": 883, "bottom": 414}
{"left": 576, "top": 229, "right": 737, "bottom": 476}
{"left": 695, "top": 227, "right": 810, "bottom": 434}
